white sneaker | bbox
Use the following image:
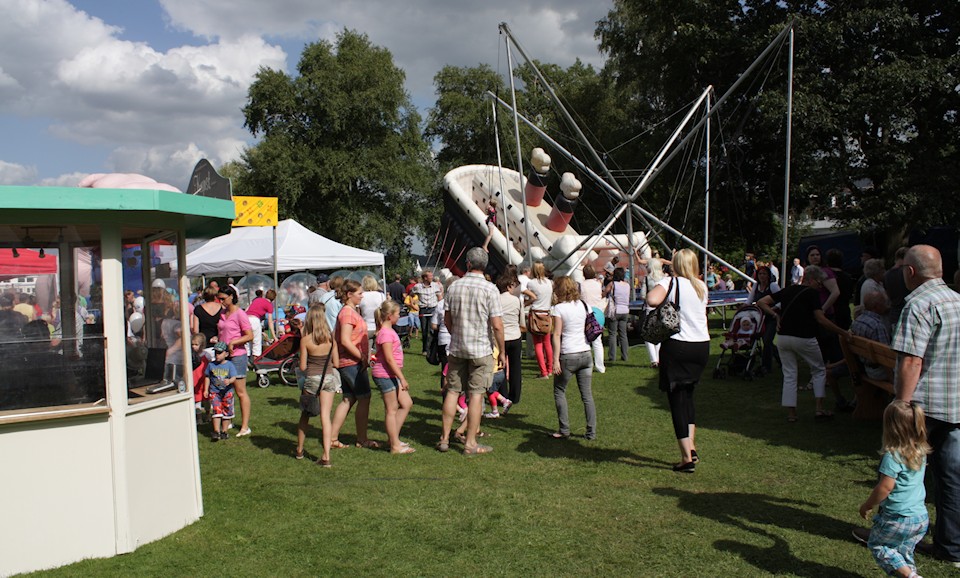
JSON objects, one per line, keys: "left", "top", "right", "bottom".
{"left": 500, "top": 399, "right": 513, "bottom": 414}
{"left": 483, "top": 411, "right": 500, "bottom": 419}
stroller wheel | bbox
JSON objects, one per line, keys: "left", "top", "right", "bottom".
{"left": 257, "top": 373, "right": 270, "bottom": 388}
{"left": 402, "top": 337, "right": 410, "bottom": 350}
{"left": 280, "top": 356, "right": 299, "bottom": 386}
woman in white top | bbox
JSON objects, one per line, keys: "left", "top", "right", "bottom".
{"left": 644, "top": 258, "right": 666, "bottom": 367}
{"left": 579, "top": 264, "right": 606, "bottom": 374}
{"left": 646, "top": 248, "right": 710, "bottom": 474}
{"left": 523, "top": 261, "right": 554, "bottom": 378}
{"left": 602, "top": 267, "right": 631, "bottom": 363}
{"left": 431, "top": 275, "right": 458, "bottom": 391}
{"left": 497, "top": 274, "right": 525, "bottom": 403}
{"left": 359, "top": 275, "right": 386, "bottom": 351}
{"left": 549, "top": 276, "right": 596, "bottom": 440}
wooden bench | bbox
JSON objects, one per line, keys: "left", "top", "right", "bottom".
{"left": 838, "top": 333, "right": 896, "bottom": 420}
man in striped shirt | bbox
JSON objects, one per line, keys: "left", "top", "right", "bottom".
{"left": 892, "top": 245, "right": 960, "bottom": 567}
{"left": 438, "top": 248, "right": 505, "bottom": 455}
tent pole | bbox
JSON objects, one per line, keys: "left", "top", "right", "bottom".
{"left": 272, "top": 225, "right": 279, "bottom": 338}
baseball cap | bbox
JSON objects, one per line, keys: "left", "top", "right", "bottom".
{"left": 213, "top": 341, "right": 229, "bottom": 354}
{"left": 317, "top": 273, "right": 330, "bottom": 283}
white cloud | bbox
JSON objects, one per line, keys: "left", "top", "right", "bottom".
{"left": 38, "top": 172, "right": 87, "bottom": 187}
{"left": 0, "top": 160, "right": 38, "bottom": 184}
{"left": 159, "top": 0, "right": 610, "bottom": 106}
{"left": 0, "top": 0, "right": 286, "bottom": 185}
{"left": 0, "top": 0, "right": 612, "bottom": 185}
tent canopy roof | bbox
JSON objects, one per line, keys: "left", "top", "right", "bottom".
{"left": 185, "top": 219, "right": 384, "bottom": 276}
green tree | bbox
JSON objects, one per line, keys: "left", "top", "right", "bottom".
{"left": 240, "top": 29, "right": 438, "bottom": 271}
{"left": 597, "top": 0, "right": 960, "bottom": 255}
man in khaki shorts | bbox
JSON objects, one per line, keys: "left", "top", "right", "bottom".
{"left": 438, "top": 247, "right": 505, "bottom": 454}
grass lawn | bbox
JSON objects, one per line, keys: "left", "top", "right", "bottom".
{"left": 35, "top": 321, "right": 957, "bottom": 577}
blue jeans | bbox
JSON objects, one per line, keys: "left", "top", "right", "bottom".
{"left": 337, "top": 364, "right": 372, "bottom": 399}
{"left": 927, "top": 417, "right": 960, "bottom": 561}
{"left": 553, "top": 351, "right": 596, "bottom": 439}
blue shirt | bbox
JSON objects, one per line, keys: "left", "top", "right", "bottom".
{"left": 206, "top": 359, "right": 240, "bottom": 391}
{"left": 878, "top": 451, "right": 927, "bottom": 517}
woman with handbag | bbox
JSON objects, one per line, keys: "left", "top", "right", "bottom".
{"left": 645, "top": 249, "right": 710, "bottom": 473}
{"left": 497, "top": 274, "right": 525, "bottom": 403}
{"left": 523, "top": 261, "right": 554, "bottom": 378}
{"left": 644, "top": 257, "right": 666, "bottom": 367}
{"left": 579, "top": 264, "right": 606, "bottom": 374}
{"left": 296, "top": 303, "right": 340, "bottom": 466}
{"left": 549, "top": 276, "right": 597, "bottom": 440}
{"left": 602, "top": 267, "right": 631, "bottom": 364}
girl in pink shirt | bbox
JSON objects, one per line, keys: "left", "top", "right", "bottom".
{"left": 371, "top": 300, "right": 415, "bottom": 454}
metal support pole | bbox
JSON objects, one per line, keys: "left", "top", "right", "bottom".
{"left": 505, "top": 37, "right": 533, "bottom": 264}
{"left": 781, "top": 27, "right": 795, "bottom": 281}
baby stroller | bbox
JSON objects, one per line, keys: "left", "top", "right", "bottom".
{"left": 713, "top": 305, "right": 765, "bottom": 380}
{"left": 251, "top": 325, "right": 301, "bottom": 388}
{"left": 395, "top": 305, "right": 412, "bottom": 349}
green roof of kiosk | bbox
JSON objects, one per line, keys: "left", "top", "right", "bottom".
{"left": 0, "top": 186, "right": 236, "bottom": 239}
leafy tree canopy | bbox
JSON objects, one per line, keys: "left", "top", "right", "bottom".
{"left": 238, "top": 29, "right": 438, "bottom": 272}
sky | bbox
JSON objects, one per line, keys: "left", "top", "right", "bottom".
{"left": 0, "top": 0, "right": 611, "bottom": 191}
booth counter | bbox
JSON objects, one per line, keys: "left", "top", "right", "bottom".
{"left": 0, "top": 185, "right": 234, "bottom": 576}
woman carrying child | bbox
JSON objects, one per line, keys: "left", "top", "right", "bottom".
{"left": 858, "top": 400, "right": 931, "bottom": 578}
{"left": 371, "top": 300, "right": 416, "bottom": 454}
{"left": 296, "top": 304, "right": 340, "bottom": 466}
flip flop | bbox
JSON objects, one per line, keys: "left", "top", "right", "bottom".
{"left": 295, "top": 450, "right": 305, "bottom": 460}
{"left": 463, "top": 444, "right": 493, "bottom": 455}
{"left": 549, "top": 432, "right": 571, "bottom": 439}
{"left": 356, "top": 440, "right": 381, "bottom": 449}
{"left": 315, "top": 458, "right": 332, "bottom": 468}
{"left": 815, "top": 411, "right": 834, "bottom": 421}
{"left": 391, "top": 446, "right": 416, "bottom": 455}
{"left": 330, "top": 440, "right": 349, "bottom": 449}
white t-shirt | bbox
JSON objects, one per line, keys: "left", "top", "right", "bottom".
{"left": 499, "top": 291, "right": 523, "bottom": 342}
{"left": 580, "top": 278, "right": 605, "bottom": 310}
{"left": 551, "top": 300, "right": 590, "bottom": 354}
{"left": 359, "top": 291, "right": 386, "bottom": 332}
{"left": 434, "top": 299, "right": 450, "bottom": 346}
{"left": 656, "top": 276, "right": 710, "bottom": 343}
{"left": 527, "top": 278, "right": 553, "bottom": 310}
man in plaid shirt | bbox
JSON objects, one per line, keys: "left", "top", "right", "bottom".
{"left": 438, "top": 247, "right": 505, "bottom": 455}
{"left": 892, "top": 245, "right": 960, "bottom": 567}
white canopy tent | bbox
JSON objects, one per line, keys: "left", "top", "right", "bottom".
{"left": 185, "top": 219, "right": 384, "bottom": 277}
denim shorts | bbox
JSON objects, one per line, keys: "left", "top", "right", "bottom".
{"left": 488, "top": 369, "right": 506, "bottom": 394}
{"left": 373, "top": 376, "right": 399, "bottom": 394}
{"left": 337, "top": 364, "right": 371, "bottom": 399}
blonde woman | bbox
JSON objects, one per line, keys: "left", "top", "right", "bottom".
{"left": 523, "top": 261, "right": 554, "bottom": 377}
{"left": 359, "top": 275, "right": 386, "bottom": 352}
{"left": 646, "top": 249, "right": 710, "bottom": 473}
{"left": 296, "top": 304, "right": 340, "bottom": 466}
{"left": 549, "top": 276, "right": 596, "bottom": 440}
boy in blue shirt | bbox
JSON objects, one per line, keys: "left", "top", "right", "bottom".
{"left": 205, "top": 341, "right": 241, "bottom": 441}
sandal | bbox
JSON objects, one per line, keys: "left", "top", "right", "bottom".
{"left": 787, "top": 415, "right": 798, "bottom": 423}
{"left": 315, "top": 458, "right": 332, "bottom": 468}
{"left": 815, "top": 411, "right": 834, "bottom": 421}
{"left": 330, "top": 440, "right": 349, "bottom": 449}
{"left": 463, "top": 444, "right": 493, "bottom": 455}
{"left": 391, "top": 445, "right": 416, "bottom": 455}
{"left": 356, "top": 440, "right": 380, "bottom": 449}
{"left": 435, "top": 441, "right": 450, "bottom": 453}
{"left": 549, "top": 432, "right": 571, "bottom": 439}
{"left": 295, "top": 449, "right": 305, "bottom": 460}
{"left": 453, "top": 432, "right": 467, "bottom": 444}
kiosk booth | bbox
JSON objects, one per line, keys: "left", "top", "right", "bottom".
{"left": 0, "top": 183, "right": 235, "bottom": 575}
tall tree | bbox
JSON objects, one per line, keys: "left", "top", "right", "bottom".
{"left": 597, "top": 0, "right": 960, "bottom": 255}
{"left": 240, "top": 30, "right": 437, "bottom": 270}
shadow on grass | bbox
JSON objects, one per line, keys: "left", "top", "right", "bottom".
{"left": 515, "top": 429, "right": 673, "bottom": 470}
{"left": 654, "top": 486, "right": 861, "bottom": 575}
{"left": 631, "top": 361, "right": 882, "bottom": 464}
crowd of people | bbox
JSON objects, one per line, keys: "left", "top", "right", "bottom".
{"left": 175, "top": 239, "right": 960, "bottom": 574}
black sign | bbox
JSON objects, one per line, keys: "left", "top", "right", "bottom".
{"left": 186, "top": 159, "right": 232, "bottom": 201}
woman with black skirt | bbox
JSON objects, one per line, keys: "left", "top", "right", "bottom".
{"left": 645, "top": 249, "right": 710, "bottom": 473}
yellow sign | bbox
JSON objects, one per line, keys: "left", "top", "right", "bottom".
{"left": 232, "top": 196, "right": 279, "bottom": 227}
